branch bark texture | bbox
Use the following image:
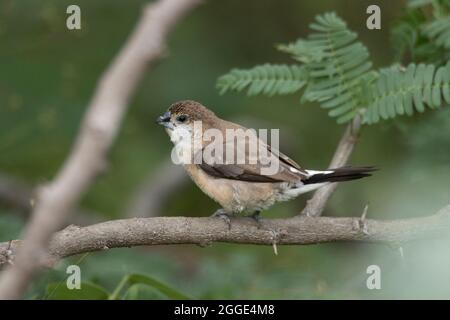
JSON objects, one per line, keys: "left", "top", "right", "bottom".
{"left": 300, "top": 115, "right": 362, "bottom": 217}
{"left": 0, "top": 0, "right": 200, "bottom": 299}
{"left": 1, "top": 205, "right": 449, "bottom": 267}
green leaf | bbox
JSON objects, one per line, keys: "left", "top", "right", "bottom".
{"left": 422, "top": 16, "right": 450, "bottom": 49}
{"left": 45, "top": 282, "right": 109, "bottom": 300}
{"left": 364, "top": 61, "right": 450, "bottom": 124}
{"left": 294, "top": 12, "right": 374, "bottom": 123}
{"left": 216, "top": 64, "right": 307, "bottom": 97}
{"left": 109, "top": 273, "right": 191, "bottom": 300}
{"left": 123, "top": 284, "right": 167, "bottom": 300}
{"left": 217, "top": 11, "right": 450, "bottom": 125}
{"left": 216, "top": 12, "right": 376, "bottom": 124}
{"left": 408, "top": 0, "right": 434, "bottom": 8}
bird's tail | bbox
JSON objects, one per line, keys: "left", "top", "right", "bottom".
{"left": 303, "top": 166, "right": 377, "bottom": 185}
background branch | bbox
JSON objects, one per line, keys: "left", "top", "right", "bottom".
{"left": 0, "top": 0, "right": 200, "bottom": 299}
{"left": 1, "top": 205, "right": 449, "bottom": 267}
{"left": 0, "top": 172, "right": 103, "bottom": 225}
{"left": 300, "top": 115, "right": 362, "bottom": 217}
{"left": 125, "top": 161, "right": 187, "bottom": 218}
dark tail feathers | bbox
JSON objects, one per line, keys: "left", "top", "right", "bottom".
{"left": 303, "top": 166, "right": 377, "bottom": 185}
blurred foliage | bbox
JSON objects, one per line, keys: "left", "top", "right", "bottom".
{"left": 46, "top": 282, "right": 110, "bottom": 300}
{"left": 218, "top": 8, "right": 450, "bottom": 124}
{"left": 45, "top": 273, "right": 189, "bottom": 300}
{"left": 392, "top": 0, "right": 450, "bottom": 64}
{"left": 0, "top": 0, "right": 450, "bottom": 299}
{"left": 364, "top": 62, "right": 450, "bottom": 123}
{"left": 219, "top": 12, "right": 375, "bottom": 124}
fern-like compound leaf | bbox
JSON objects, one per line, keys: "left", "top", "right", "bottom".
{"left": 283, "top": 12, "right": 375, "bottom": 123}
{"left": 364, "top": 62, "right": 450, "bottom": 124}
{"left": 422, "top": 16, "right": 450, "bottom": 49}
{"left": 216, "top": 64, "right": 307, "bottom": 97}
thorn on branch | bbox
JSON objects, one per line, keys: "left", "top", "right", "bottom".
{"left": 268, "top": 228, "right": 287, "bottom": 256}
{"left": 270, "top": 230, "right": 278, "bottom": 256}
{"left": 4, "top": 240, "right": 15, "bottom": 266}
{"left": 359, "top": 204, "right": 369, "bottom": 235}
{"left": 353, "top": 204, "right": 370, "bottom": 235}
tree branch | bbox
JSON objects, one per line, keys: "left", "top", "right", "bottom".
{"left": 0, "top": 172, "right": 104, "bottom": 226}
{"left": 0, "top": 0, "right": 200, "bottom": 299}
{"left": 1, "top": 205, "right": 449, "bottom": 267}
{"left": 125, "top": 161, "right": 187, "bottom": 218}
{"left": 300, "top": 115, "right": 362, "bottom": 217}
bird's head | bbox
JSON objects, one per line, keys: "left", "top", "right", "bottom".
{"left": 156, "top": 100, "right": 218, "bottom": 142}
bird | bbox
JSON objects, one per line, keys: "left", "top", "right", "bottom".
{"left": 157, "top": 100, "right": 375, "bottom": 226}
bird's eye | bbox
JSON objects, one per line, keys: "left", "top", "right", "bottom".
{"left": 176, "top": 115, "right": 187, "bottom": 123}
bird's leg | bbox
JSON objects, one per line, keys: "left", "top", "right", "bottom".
{"left": 246, "top": 210, "right": 262, "bottom": 229}
{"left": 210, "top": 208, "right": 232, "bottom": 230}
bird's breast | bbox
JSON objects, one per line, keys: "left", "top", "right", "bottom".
{"left": 183, "top": 164, "right": 285, "bottom": 213}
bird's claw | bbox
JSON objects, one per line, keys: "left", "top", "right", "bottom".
{"left": 210, "top": 209, "right": 232, "bottom": 230}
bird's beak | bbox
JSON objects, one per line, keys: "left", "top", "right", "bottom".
{"left": 156, "top": 111, "right": 173, "bottom": 129}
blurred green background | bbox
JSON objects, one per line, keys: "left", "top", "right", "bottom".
{"left": 1, "top": 0, "right": 450, "bottom": 299}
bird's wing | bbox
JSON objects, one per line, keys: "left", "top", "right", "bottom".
{"left": 197, "top": 138, "right": 308, "bottom": 183}
{"left": 266, "top": 144, "right": 304, "bottom": 171}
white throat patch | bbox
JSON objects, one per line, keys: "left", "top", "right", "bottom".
{"left": 167, "top": 124, "right": 202, "bottom": 165}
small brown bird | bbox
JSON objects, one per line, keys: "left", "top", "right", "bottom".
{"left": 157, "top": 100, "right": 375, "bottom": 224}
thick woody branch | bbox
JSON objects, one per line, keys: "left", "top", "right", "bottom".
{"left": 300, "top": 115, "right": 362, "bottom": 217}
{"left": 1, "top": 205, "right": 449, "bottom": 267}
{"left": 0, "top": 0, "right": 200, "bottom": 299}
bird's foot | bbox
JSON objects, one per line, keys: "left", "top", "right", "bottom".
{"left": 210, "top": 208, "right": 232, "bottom": 230}
{"left": 246, "top": 211, "right": 262, "bottom": 229}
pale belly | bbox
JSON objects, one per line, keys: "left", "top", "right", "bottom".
{"left": 183, "top": 164, "right": 296, "bottom": 213}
